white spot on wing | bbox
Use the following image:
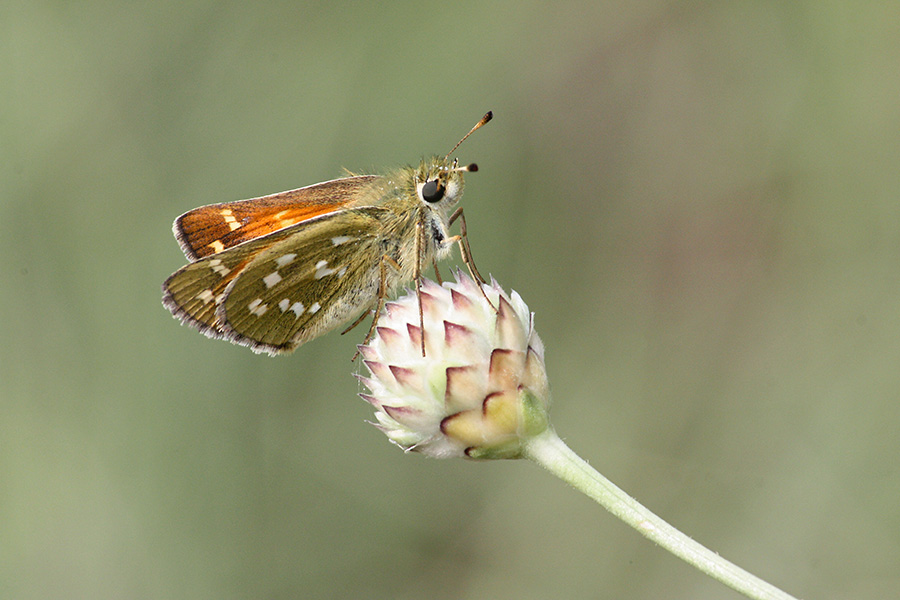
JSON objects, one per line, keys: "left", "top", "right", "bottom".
{"left": 209, "top": 258, "right": 230, "bottom": 277}
{"left": 221, "top": 208, "right": 240, "bottom": 231}
{"left": 290, "top": 301, "right": 305, "bottom": 318}
{"left": 263, "top": 271, "right": 282, "bottom": 288}
{"left": 314, "top": 260, "right": 336, "bottom": 279}
{"left": 248, "top": 298, "right": 267, "bottom": 316}
{"left": 308, "top": 302, "right": 321, "bottom": 314}
{"left": 331, "top": 236, "right": 352, "bottom": 246}
{"left": 196, "top": 289, "right": 215, "bottom": 304}
{"left": 278, "top": 299, "right": 290, "bottom": 312}
{"left": 276, "top": 253, "right": 296, "bottom": 267}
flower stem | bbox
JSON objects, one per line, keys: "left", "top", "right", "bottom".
{"left": 522, "top": 428, "right": 799, "bottom": 600}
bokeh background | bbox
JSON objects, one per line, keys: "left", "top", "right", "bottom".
{"left": 3, "top": 2, "right": 899, "bottom": 598}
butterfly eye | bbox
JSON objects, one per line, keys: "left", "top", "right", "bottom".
{"left": 421, "top": 179, "right": 445, "bottom": 203}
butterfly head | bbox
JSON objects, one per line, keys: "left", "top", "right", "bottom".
{"left": 415, "top": 158, "right": 478, "bottom": 210}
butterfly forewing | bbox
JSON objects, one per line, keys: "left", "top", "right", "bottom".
{"left": 175, "top": 175, "right": 379, "bottom": 261}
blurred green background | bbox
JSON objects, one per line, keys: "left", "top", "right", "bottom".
{"left": 3, "top": 2, "right": 899, "bottom": 598}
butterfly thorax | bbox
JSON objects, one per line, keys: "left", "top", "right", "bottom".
{"left": 363, "top": 158, "right": 467, "bottom": 286}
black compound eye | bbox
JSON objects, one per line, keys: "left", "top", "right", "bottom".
{"left": 421, "top": 179, "right": 445, "bottom": 203}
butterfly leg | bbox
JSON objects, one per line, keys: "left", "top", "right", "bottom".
{"left": 415, "top": 218, "right": 428, "bottom": 357}
{"left": 448, "top": 207, "right": 487, "bottom": 284}
{"left": 340, "top": 307, "right": 371, "bottom": 336}
{"left": 350, "top": 253, "right": 404, "bottom": 362}
{"left": 432, "top": 258, "right": 444, "bottom": 285}
{"left": 447, "top": 207, "right": 496, "bottom": 312}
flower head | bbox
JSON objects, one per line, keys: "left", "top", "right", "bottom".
{"left": 357, "top": 272, "right": 550, "bottom": 459}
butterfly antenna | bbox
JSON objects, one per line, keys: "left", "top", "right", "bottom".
{"left": 443, "top": 111, "right": 492, "bottom": 162}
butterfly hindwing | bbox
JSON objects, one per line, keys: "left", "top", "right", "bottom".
{"left": 216, "top": 206, "right": 390, "bottom": 354}
{"left": 174, "top": 175, "right": 380, "bottom": 261}
{"left": 162, "top": 218, "right": 316, "bottom": 339}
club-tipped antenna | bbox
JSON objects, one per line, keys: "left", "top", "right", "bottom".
{"left": 444, "top": 111, "right": 492, "bottom": 162}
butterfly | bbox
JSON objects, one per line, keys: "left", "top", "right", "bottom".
{"left": 162, "top": 111, "right": 492, "bottom": 356}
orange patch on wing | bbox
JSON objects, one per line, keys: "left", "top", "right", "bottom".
{"left": 173, "top": 176, "right": 377, "bottom": 261}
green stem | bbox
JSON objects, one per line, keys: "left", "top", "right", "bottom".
{"left": 522, "top": 428, "right": 799, "bottom": 600}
